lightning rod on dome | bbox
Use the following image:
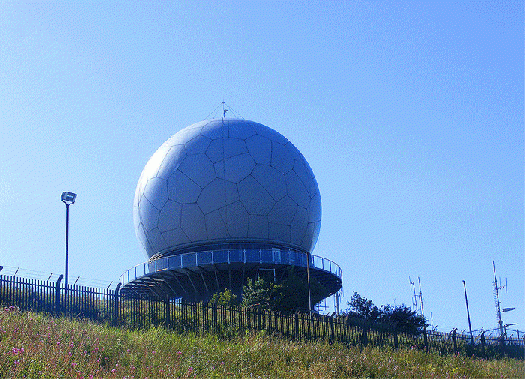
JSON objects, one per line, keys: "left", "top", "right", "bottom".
{"left": 222, "top": 100, "right": 228, "bottom": 118}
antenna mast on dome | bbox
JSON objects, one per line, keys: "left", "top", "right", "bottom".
{"left": 222, "top": 100, "right": 228, "bottom": 118}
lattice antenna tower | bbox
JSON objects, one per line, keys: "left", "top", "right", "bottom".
{"left": 492, "top": 261, "right": 506, "bottom": 340}
{"left": 409, "top": 276, "right": 418, "bottom": 311}
{"left": 409, "top": 276, "right": 424, "bottom": 316}
{"left": 418, "top": 277, "right": 424, "bottom": 316}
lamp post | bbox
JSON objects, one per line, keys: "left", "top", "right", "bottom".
{"left": 61, "top": 192, "right": 76, "bottom": 292}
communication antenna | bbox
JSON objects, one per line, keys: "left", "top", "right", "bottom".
{"left": 409, "top": 276, "right": 425, "bottom": 316}
{"left": 409, "top": 276, "right": 418, "bottom": 311}
{"left": 493, "top": 261, "right": 505, "bottom": 341}
{"left": 418, "top": 277, "right": 424, "bottom": 316}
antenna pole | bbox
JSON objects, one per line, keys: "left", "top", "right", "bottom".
{"left": 493, "top": 261, "right": 505, "bottom": 343}
{"left": 418, "top": 277, "right": 424, "bottom": 316}
{"left": 410, "top": 276, "right": 418, "bottom": 311}
{"left": 462, "top": 280, "right": 474, "bottom": 344}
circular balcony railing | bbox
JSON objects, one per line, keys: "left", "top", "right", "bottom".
{"left": 120, "top": 248, "right": 342, "bottom": 286}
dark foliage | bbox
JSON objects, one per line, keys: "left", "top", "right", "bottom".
{"left": 380, "top": 304, "right": 427, "bottom": 335}
{"left": 345, "top": 292, "right": 427, "bottom": 336}
{"left": 346, "top": 292, "right": 381, "bottom": 321}
{"left": 241, "top": 271, "right": 327, "bottom": 314}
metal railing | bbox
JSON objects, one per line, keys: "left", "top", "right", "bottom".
{"left": 120, "top": 249, "right": 342, "bottom": 285}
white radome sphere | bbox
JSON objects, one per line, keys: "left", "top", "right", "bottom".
{"left": 133, "top": 119, "right": 321, "bottom": 258}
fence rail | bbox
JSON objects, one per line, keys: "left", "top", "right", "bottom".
{"left": 1, "top": 274, "right": 523, "bottom": 359}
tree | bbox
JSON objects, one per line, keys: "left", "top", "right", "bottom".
{"left": 380, "top": 304, "right": 427, "bottom": 335}
{"left": 273, "top": 270, "right": 327, "bottom": 314}
{"left": 346, "top": 292, "right": 381, "bottom": 321}
{"left": 209, "top": 288, "right": 239, "bottom": 307}
{"left": 241, "top": 277, "right": 276, "bottom": 310}
{"left": 241, "top": 271, "right": 327, "bottom": 314}
{"left": 345, "top": 292, "right": 427, "bottom": 336}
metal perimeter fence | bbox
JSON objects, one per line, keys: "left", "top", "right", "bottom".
{"left": 0, "top": 274, "right": 523, "bottom": 359}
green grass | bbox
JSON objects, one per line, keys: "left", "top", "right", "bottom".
{"left": 0, "top": 306, "right": 523, "bottom": 378}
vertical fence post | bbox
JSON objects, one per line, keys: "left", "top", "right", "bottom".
{"left": 294, "top": 313, "right": 299, "bottom": 339}
{"left": 361, "top": 326, "right": 368, "bottom": 347}
{"left": 165, "top": 298, "right": 171, "bottom": 329}
{"left": 452, "top": 329, "right": 458, "bottom": 354}
{"left": 393, "top": 329, "right": 399, "bottom": 349}
{"left": 480, "top": 331, "right": 486, "bottom": 357}
{"left": 329, "top": 316, "right": 335, "bottom": 343}
{"left": 113, "top": 283, "right": 121, "bottom": 326}
{"left": 55, "top": 275, "right": 63, "bottom": 314}
{"left": 423, "top": 327, "right": 429, "bottom": 352}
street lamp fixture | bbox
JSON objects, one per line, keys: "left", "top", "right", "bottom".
{"left": 61, "top": 192, "right": 76, "bottom": 205}
{"left": 61, "top": 192, "right": 77, "bottom": 292}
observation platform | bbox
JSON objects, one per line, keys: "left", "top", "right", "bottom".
{"left": 120, "top": 248, "right": 342, "bottom": 302}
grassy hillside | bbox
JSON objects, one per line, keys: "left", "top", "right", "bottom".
{"left": 0, "top": 306, "right": 523, "bottom": 378}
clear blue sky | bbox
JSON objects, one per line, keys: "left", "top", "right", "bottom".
{"left": 0, "top": 1, "right": 522, "bottom": 335}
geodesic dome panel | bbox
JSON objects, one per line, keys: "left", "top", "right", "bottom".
{"left": 134, "top": 119, "right": 321, "bottom": 258}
